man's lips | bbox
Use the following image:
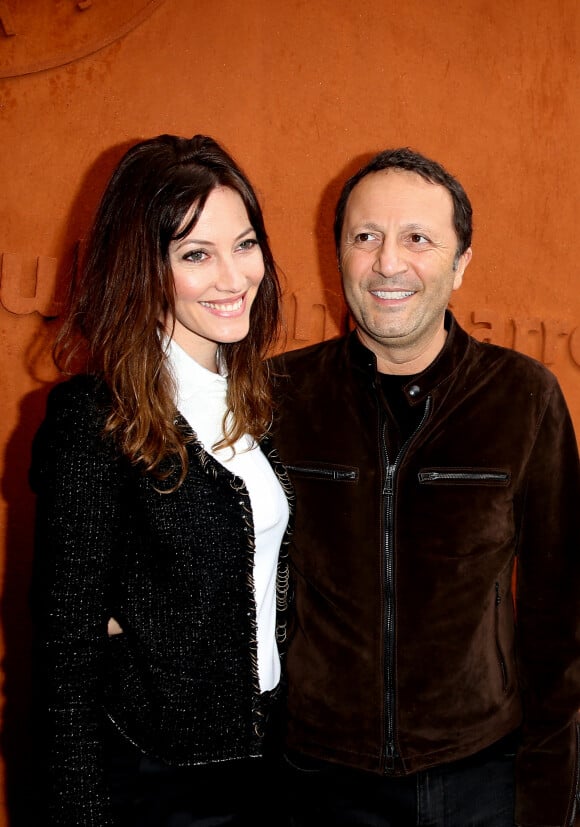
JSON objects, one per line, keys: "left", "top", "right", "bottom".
{"left": 370, "top": 289, "right": 415, "bottom": 300}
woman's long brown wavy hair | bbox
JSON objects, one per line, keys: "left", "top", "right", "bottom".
{"left": 54, "top": 134, "right": 282, "bottom": 485}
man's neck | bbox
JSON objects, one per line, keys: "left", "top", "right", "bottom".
{"left": 356, "top": 325, "right": 447, "bottom": 375}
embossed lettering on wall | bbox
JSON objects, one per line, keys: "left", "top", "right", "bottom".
{"left": 0, "top": 252, "right": 62, "bottom": 317}
{"left": 0, "top": 1, "right": 16, "bottom": 37}
{"left": 0, "top": 0, "right": 167, "bottom": 78}
{"left": 282, "top": 295, "right": 580, "bottom": 369}
{"left": 2, "top": 258, "right": 580, "bottom": 369}
{"left": 461, "top": 308, "right": 578, "bottom": 367}
{"left": 285, "top": 288, "right": 346, "bottom": 344}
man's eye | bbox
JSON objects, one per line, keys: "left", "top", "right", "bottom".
{"left": 409, "top": 233, "right": 429, "bottom": 244}
{"left": 354, "top": 232, "right": 379, "bottom": 244}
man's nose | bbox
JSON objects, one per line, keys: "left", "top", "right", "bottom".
{"left": 373, "top": 238, "right": 407, "bottom": 277}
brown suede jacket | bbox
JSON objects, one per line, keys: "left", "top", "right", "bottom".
{"left": 270, "top": 314, "right": 580, "bottom": 827}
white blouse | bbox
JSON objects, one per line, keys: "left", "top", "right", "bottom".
{"left": 167, "top": 338, "right": 289, "bottom": 691}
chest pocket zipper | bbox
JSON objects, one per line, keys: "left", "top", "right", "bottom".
{"left": 418, "top": 469, "right": 510, "bottom": 485}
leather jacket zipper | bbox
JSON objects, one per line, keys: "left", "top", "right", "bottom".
{"left": 382, "top": 457, "right": 397, "bottom": 771}
{"left": 568, "top": 723, "right": 580, "bottom": 826}
{"left": 381, "top": 396, "right": 431, "bottom": 772}
{"left": 284, "top": 464, "right": 357, "bottom": 481}
{"left": 418, "top": 470, "right": 509, "bottom": 483}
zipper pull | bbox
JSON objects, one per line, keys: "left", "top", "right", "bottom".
{"left": 383, "top": 464, "right": 395, "bottom": 495}
{"left": 385, "top": 742, "right": 396, "bottom": 771}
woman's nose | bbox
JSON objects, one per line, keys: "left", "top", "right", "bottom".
{"left": 215, "top": 257, "right": 246, "bottom": 291}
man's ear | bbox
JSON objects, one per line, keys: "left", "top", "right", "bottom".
{"left": 452, "top": 246, "right": 472, "bottom": 291}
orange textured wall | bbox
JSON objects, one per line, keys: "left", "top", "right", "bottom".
{"left": 0, "top": 0, "right": 578, "bottom": 822}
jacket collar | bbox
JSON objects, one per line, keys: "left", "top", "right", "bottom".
{"left": 349, "top": 311, "right": 472, "bottom": 406}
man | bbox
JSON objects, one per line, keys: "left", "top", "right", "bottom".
{"left": 271, "top": 148, "right": 580, "bottom": 827}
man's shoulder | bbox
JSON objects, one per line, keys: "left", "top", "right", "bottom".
{"left": 467, "top": 334, "right": 559, "bottom": 393}
{"left": 445, "top": 317, "right": 563, "bottom": 412}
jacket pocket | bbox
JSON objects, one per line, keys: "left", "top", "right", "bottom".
{"left": 104, "top": 632, "right": 158, "bottom": 749}
{"left": 494, "top": 582, "right": 510, "bottom": 693}
{"left": 283, "top": 750, "right": 331, "bottom": 775}
{"left": 418, "top": 468, "right": 510, "bottom": 486}
{"left": 285, "top": 462, "right": 359, "bottom": 483}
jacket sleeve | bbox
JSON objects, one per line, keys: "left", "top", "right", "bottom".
{"left": 30, "top": 379, "right": 124, "bottom": 826}
{"left": 514, "top": 379, "right": 580, "bottom": 827}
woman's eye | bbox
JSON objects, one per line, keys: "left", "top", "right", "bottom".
{"left": 237, "top": 238, "right": 259, "bottom": 251}
{"left": 183, "top": 249, "right": 207, "bottom": 263}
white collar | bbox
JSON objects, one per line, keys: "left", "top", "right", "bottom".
{"left": 166, "top": 338, "right": 227, "bottom": 402}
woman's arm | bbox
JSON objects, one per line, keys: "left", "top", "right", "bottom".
{"left": 30, "top": 377, "right": 124, "bottom": 826}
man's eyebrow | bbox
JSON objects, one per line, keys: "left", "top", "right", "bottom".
{"left": 402, "top": 223, "right": 431, "bottom": 233}
{"left": 346, "top": 221, "right": 384, "bottom": 234}
{"left": 347, "top": 221, "right": 433, "bottom": 235}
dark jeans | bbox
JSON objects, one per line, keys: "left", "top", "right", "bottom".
{"left": 284, "top": 735, "right": 517, "bottom": 827}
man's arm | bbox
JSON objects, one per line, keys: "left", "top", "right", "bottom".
{"left": 514, "top": 380, "right": 580, "bottom": 827}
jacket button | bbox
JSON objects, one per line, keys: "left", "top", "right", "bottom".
{"left": 408, "top": 384, "right": 421, "bottom": 398}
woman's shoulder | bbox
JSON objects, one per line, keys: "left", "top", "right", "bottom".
{"left": 31, "top": 376, "right": 118, "bottom": 492}
{"left": 44, "top": 374, "right": 111, "bottom": 423}
{"left": 35, "top": 375, "right": 112, "bottom": 455}
{"left": 47, "top": 373, "right": 109, "bottom": 403}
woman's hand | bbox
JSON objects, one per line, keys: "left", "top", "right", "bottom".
{"left": 108, "top": 617, "right": 123, "bottom": 636}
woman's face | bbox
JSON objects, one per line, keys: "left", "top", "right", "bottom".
{"left": 167, "top": 186, "right": 265, "bottom": 371}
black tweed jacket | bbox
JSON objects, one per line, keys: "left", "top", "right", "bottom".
{"left": 30, "top": 375, "right": 292, "bottom": 825}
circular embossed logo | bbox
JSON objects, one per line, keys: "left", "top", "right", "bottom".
{"left": 0, "top": 0, "right": 167, "bottom": 78}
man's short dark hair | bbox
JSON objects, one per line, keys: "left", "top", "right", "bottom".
{"left": 334, "top": 148, "right": 473, "bottom": 259}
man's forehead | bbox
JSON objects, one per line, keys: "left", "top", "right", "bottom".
{"left": 344, "top": 169, "right": 454, "bottom": 223}
{"left": 350, "top": 168, "right": 450, "bottom": 198}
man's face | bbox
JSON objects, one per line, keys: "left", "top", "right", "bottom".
{"left": 339, "top": 169, "right": 472, "bottom": 370}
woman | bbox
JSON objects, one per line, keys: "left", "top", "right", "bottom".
{"left": 30, "top": 134, "right": 292, "bottom": 826}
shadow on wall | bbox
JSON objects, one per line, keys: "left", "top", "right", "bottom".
{"left": 1, "top": 385, "right": 55, "bottom": 825}
{"left": 0, "top": 138, "right": 139, "bottom": 825}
